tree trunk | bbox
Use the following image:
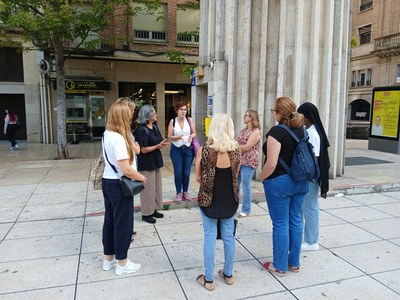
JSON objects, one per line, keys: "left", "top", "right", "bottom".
{"left": 55, "top": 43, "right": 69, "bottom": 159}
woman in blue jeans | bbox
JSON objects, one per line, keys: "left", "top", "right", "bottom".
{"left": 196, "top": 113, "right": 240, "bottom": 291}
{"left": 259, "top": 96, "right": 309, "bottom": 277}
{"left": 298, "top": 102, "right": 330, "bottom": 251}
{"left": 168, "top": 102, "right": 197, "bottom": 201}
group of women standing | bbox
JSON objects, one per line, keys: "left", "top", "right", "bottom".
{"left": 99, "top": 95, "right": 330, "bottom": 284}
{"left": 196, "top": 96, "right": 330, "bottom": 290}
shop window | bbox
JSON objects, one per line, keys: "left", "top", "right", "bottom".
{"left": 0, "top": 47, "right": 24, "bottom": 82}
{"left": 350, "top": 99, "right": 370, "bottom": 121}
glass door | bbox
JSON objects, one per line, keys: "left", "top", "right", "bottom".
{"left": 89, "top": 94, "right": 106, "bottom": 139}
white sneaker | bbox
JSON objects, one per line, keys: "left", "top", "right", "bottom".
{"left": 115, "top": 260, "right": 141, "bottom": 276}
{"left": 102, "top": 258, "right": 117, "bottom": 271}
{"left": 14, "top": 144, "right": 19, "bottom": 149}
{"left": 301, "top": 242, "right": 319, "bottom": 251}
{"left": 238, "top": 212, "right": 248, "bottom": 218}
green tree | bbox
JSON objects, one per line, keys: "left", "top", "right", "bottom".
{"left": 0, "top": 0, "right": 159, "bottom": 159}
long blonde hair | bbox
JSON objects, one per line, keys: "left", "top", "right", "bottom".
{"left": 106, "top": 101, "right": 134, "bottom": 164}
{"left": 207, "top": 113, "right": 238, "bottom": 152}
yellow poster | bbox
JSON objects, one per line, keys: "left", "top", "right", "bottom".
{"left": 371, "top": 90, "right": 400, "bottom": 138}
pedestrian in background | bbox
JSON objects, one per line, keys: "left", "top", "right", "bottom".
{"left": 297, "top": 102, "right": 330, "bottom": 251}
{"left": 259, "top": 96, "right": 309, "bottom": 277}
{"left": 135, "top": 105, "right": 168, "bottom": 224}
{"left": 168, "top": 102, "right": 196, "bottom": 202}
{"left": 236, "top": 110, "right": 261, "bottom": 217}
{"left": 196, "top": 113, "right": 240, "bottom": 291}
{"left": 102, "top": 100, "right": 147, "bottom": 276}
{"left": 4, "top": 108, "right": 20, "bottom": 150}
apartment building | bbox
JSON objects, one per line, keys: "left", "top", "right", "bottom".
{"left": 348, "top": 0, "right": 400, "bottom": 139}
{"left": 0, "top": 1, "right": 199, "bottom": 143}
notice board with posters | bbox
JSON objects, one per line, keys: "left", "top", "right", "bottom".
{"left": 368, "top": 87, "right": 400, "bottom": 154}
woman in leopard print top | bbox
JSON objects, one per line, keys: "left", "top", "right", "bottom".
{"left": 195, "top": 113, "right": 240, "bottom": 291}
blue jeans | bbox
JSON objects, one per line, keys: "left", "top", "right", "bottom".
{"left": 170, "top": 144, "right": 195, "bottom": 193}
{"left": 263, "top": 174, "right": 309, "bottom": 271}
{"left": 200, "top": 210, "right": 236, "bottom": 281}
{"left": 302, "top": 181, "right": 320, "bottom": 244}
{"left": 238, "top": 165, "right": 256, "bottom": 214}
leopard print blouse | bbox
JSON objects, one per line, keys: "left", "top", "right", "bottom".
{"left": 197, "top": 144, "right": 241, "bottom": 207}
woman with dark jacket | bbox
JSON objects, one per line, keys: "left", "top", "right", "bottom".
{"left": 297, "top": 102, "right": 330, "bottom": 251}
{"left": 196, "top": 113, "right": 240, "bottom": 291}
{"left": 259, "top": 96, "right": 309, "bottom": 277}
{"left": 3, "top": 108, "right": 20, "bottom": 150}
{"left": 135, "top": 105, "right": 169, "bottom": 224}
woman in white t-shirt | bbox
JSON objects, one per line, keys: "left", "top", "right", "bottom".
{"left": 168, "top": 102, "right": 197, "bottom": 202}
{"left": 102, "top": 100, "right": 147, "bottom": 276}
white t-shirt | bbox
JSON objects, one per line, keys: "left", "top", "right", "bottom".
{"left": 102, "top": 130, "right": 137, "bottom": 179}
{"left": 171, "top": 117, "right": 191, "bottom": 147}
{"left": 307, "top": 124, "right": 320, "bottom": 158}
{"left": 371, "top": 124, "right": 383, "bottom": 136}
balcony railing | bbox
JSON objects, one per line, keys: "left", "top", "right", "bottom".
{"left": 134, "top": 30, "right": 167, "bottom": 43}
{"left": 373, "top": 33, "right": 400, "bottom": 57}
{"left": 177, "top": 33, "right": 199, "bottom": 45}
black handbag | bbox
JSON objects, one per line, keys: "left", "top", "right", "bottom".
{"left": 103, "top": 135, "right": 144, "bottom": 198}
{"left": 216, "top": 218, "right": 237, "bottom": 240}
{"left": 120, "top": 175, "right": 145, "bottom": 197}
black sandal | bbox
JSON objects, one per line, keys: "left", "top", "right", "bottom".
{"left": 196, "top": 274, "right": 215, "bottom": 291}
{"left": 131, "top": 231, "right": 137, "bottom": 242}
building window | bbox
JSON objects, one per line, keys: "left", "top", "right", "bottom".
{"left": 176, "top": 5, "right": 199, "bottom": 46}
{"left": 133, "top": 3, "right": 168, "bottom": 43}
{"left": 354, "top": 68, "right": 372, "bottom": 87}
{"left": 0, "top": 47, "right": 24, "bottom": 82}
{"left": 360, "top": 0, "right": 373, "bottom": 12}
{"left": 396, "top": 65, "right": 400, "bottom": 83}
{"left": 358, "top": 25, "right": 371, "bottom": 44}
{"left": 351, "top": 71, "right": 356, "bottom": 87}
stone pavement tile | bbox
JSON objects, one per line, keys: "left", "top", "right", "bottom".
{"left": 355, "top": 218, "right": 400, "bottom": 239}
{"left": 324, "top": 206, "right": 393, "bottom": 223}
{"left": 0, "top": 206, "right": 24, "bottom": 223}
{"left": 7, "top": 218, "right": 84, "bottom": 239}
{"left": 18, "top": 202, "right": 86, "bottom": 221}
{"left": 177, "top": 260, "right": 286, "bottom": 299}
{"left": 13, "top": 161, "right": 54, "bottom": 169}
{"left": 27, "top": 192, "right": 87, "bottom": 206}
{"left": 83, "top": 216, "right": 103, "bottom": 232}
{"left": 292, "top": 276, "right": 399, "bottom": 299}
{"left": 0, "top": 223, "right": 12, "bottom": 240}
{"left": 75, "top": 272, "right": 185, "bottom": 300}
{"left": 332, "top": 240, "right": 400, "bottom": 274}
{"left": 256, "top": 201, "right": 269, "bottom": 211}
{"left": 382, "top": 191, "right": 400, "bottom": 200}
{"left": 236, "top": 232, "right": 273, "bottom": 259}
{"left": 319, "top": 210, "right": 346, "bottom": 227}
{"left": 85, "top": 199, "right": 103, "bottom": 215}
{"left": 275, "top": 250, "right": 363, "bottom": 290}
{"left": 0, "top": 256, "right": 78, "bottom": 294}
{"left": 237, "top": 202, "right": 269, "bottom": 216}
{"left": 0, "top": 286, "right": 75, "bottom": 300}
{"left": 370, "top": 202, "right": 400, "bottom": 217}
{"left": 0, "top": 234, "right": 82, "bottom": 262}
{"left": 236, "top": 215, "right": 272, "bottom": 235}
{"left": 319, "top": 196, "right": 361, "bottom": 210}
{"left": 3, "top": 167, "right": 50, "bottom": 179}
{"left": 0, "top": 194, "right": 30, "bottom": 208}
{"left": 78, "top": 245, "right": 173, "bottom": 284}
{"left": 156, "top": 221, "right": 203, "bottom": 244}
{"left": 391, "top": 238, "right": 400, "bottom": 246}
{"left": 345, "top": 193, "right": 400, "bottom": 205}
{"left": 0, "top": 184, "right": 36, "bottom": 194}
{"left": 86, "top": 190, "right": 103, "bottom": 202}
{"left": 164, "top": 240, "right": 253, "bottom": 270}
{"left": 372, "top": 269, "right": 400, "bottom": 294}
{"left": 152, "top": 207, "right": 202, "bottom": 224}
{"left": 34, "top": 182, "right": 87, "bottom": 194}
{"left": 319, "top": 223, "right": 381, "bottom": 248}
{"left": 247, "top": 292, "right": 296, "bottom": 300}
{"left": 0, "top": 177, "right": 43, "bottom": 185}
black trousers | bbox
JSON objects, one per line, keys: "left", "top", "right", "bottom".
{"left": 6, "top": 124, "right": 19, "bottom": 147}
{"left": 102, "top": 178, "right": 133, "bottom": 260}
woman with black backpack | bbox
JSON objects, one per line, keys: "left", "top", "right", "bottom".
{"left": 259, "top": 96, "right": 309, "bottom": 277}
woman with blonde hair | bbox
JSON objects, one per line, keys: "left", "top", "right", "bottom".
{"left": 259, "top": 96, "right": 309, "bottom": 277}
{"left": 236, "top": 110, "right": 261, "bottom": 217}
{"left": 196, "top": 113, "right": 241, "bottom": 291}
{"left": 102, "top": 100, "right": 147, "bottom": 276}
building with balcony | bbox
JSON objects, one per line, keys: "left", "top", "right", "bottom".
{"left": 1, "top": 0, "right": 199, "bottom": 144}
{"left": 347, "top": 0, "right": 400, "bottom": 139}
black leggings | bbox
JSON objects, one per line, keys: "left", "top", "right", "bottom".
{"left": 6, "top": 124, "right": 19, "bottom": 147}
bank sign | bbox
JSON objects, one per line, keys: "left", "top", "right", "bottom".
{"left": 64, "top": 80, "right": 111, "bottom": 91}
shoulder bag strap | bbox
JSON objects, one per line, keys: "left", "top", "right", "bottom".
{"left": 102, "top": 134, "right": 118, "bottom": 175}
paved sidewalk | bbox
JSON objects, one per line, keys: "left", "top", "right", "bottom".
{"left": 0, "top": 140, "right": 399, "bottom": 299}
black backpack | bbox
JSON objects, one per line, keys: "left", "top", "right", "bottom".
{"left": 278, "top": 124, "right": 320, "bottom": 183}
